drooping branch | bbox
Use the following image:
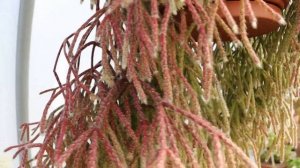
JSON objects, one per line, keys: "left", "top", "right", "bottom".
{"left": 5, "top": 0, "right": 300, "bottom": 168}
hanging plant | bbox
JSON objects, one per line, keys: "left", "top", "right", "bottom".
{"left": 5, "top": 0, "right": 300, "bottom": 167}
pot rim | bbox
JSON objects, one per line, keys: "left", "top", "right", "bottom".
{"left": 264, "top": 0, "right": 289, "bottom": 9}
{"left": 226, "top": 0, "right": 290, "bottom": 9}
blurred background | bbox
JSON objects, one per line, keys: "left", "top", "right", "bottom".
{"left": 0, "top": 1, "right": 93, "bottom": 167}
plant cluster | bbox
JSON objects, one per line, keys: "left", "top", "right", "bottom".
{"left": 6, "top": 0, "right": 300, "bottom": 167}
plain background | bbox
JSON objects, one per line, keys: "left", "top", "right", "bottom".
{"left": 0, "top": 1, "right": 94, "bottom": 167}
{"left": 29, "top": 0, "right": 93, "bottom": 122}
{"left": 0, "top": 0, "right": 19, "bottom": 167}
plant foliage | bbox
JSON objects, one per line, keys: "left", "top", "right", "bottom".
{"left": 6, "top": 0, "right": 300, "bottom": 167}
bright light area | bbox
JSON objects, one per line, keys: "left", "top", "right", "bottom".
{"left": 0, "top": 1, "right": 20, "bottom": 167}
{"left": 29, "top": 0, "right": 94, "bottom": 123}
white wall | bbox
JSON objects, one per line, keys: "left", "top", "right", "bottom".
{"left": 29, "top": 0, "right": 94, "bottom": 123}
{"left": 0, "top": 1, "right": 20, "bottom": 167}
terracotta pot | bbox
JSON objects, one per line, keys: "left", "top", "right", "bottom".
{"left": 264, "top": 0, "right": 289, "bottom": 9}
{"left": 219, "top": 0, "right": 289, "bottom": 40}
{"left": 261, "top": 163, "right": 287, "bottom": 168}
{"left": 179, "top": 0, "right": 289, "bottom": 41}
